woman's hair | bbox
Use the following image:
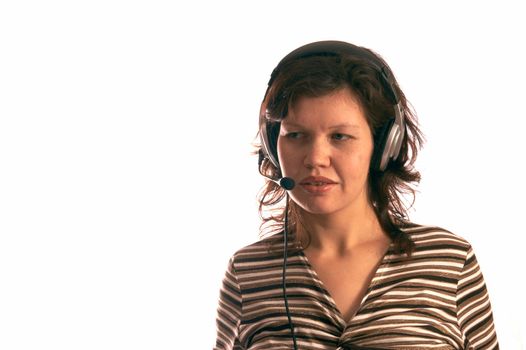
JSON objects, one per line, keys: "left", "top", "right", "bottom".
{"left": 256, "top": 45, "right": 424, "bottom": 256}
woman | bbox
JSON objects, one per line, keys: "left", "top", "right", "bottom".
{"left": 214, "top": 40, "right": 498, "bottom": 350}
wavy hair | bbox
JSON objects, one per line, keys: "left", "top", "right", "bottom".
{"left": 256, "top": 47, "right": 424, "bottom": 256}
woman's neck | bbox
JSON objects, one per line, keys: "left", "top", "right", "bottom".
{"left": 299, "top": 203, "right": 387, "bottom": 256}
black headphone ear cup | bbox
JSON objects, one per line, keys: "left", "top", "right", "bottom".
{"left": 371, "top": 117, "right": 395, "bottom": 171}
{"left": 260, "top": 121, "right": 281, "bottom": 169}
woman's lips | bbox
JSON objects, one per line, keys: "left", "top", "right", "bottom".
{"left": 299, "top": 176, "right": 337, "bottom": 194}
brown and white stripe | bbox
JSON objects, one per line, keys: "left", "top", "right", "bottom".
{"left": 214, "top": 225, "right": 498, "bottom": 349}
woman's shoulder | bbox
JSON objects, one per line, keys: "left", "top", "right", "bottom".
{"left": 228, "top": 232, "right": 285, "bottom": 264}
{"left": 401, "top": 222, "right": 472, "bottom": 252}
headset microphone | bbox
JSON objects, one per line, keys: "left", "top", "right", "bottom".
{"left": 263, "top": 174, "right": 296, "bottom": 191}
{"left": 258, "top": 149, "right": 296, "bottom": 190}
{"left": 277, "top": 177, "right": 295, "bottom": 191}
{"left": 257, "top": 142, "right": 297, "bottom": 348}
{"left": 257, "top": 40, "right": 407, "bottom": 350}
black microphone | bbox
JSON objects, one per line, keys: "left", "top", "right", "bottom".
{"left": 279, "top": 177, "right": 295, "bottom": 190}
{"left": 258, "top": 151, "right": 295, "bottom": 190}
{"left": 275, "top": 177, "right": 295, "bottom": 190}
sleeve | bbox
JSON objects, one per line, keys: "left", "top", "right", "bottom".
{"left": 214, "top": 257, "right": 243, "bottom": 350}
{"left": 456, "top": 245, "right": 499, "bottom": 349}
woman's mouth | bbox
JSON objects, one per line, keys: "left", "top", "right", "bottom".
{"left": 299, "top": 176, "right": 337, "bottom": 194}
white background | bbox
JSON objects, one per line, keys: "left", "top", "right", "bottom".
{"left": 1, "top": 1, "right": 524, "bottom": 349}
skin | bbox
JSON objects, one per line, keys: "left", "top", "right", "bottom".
{"left": 277, "top": 87, "right": 391, "bottom": 322}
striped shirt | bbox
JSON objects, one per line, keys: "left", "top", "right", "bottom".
{"left": 214, "top": 225, "right": 499, "bottom": 349}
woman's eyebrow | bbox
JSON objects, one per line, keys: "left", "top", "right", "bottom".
{"left": 327, "top": 123, "right": 360, "bottom": 129}
{"left": 281, "top": 122, "right": 360, "bottom": 129}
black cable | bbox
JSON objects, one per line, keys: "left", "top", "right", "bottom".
{"left": 283, "top": 194, "right": 298, "bottom": 350}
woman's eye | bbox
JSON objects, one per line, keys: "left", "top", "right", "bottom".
{"left": 332, "top": 133, "right": 352, "bottom": 141}
{"left": 286, "top": 132, "right": 302, "bottom": 139}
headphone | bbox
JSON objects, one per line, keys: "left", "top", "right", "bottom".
{"left": 259, "top": 40, "right": 406, "bottom": 174}
{"left": 258, "top": 41, "right": 406, "bottom": 350}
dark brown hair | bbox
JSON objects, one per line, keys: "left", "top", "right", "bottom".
{"left": 257, "top": 47, "right": 424, "bottom": 256}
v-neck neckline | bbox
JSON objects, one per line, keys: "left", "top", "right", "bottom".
{"left": 298, "top": 241, "right": 394, "bottom": 327}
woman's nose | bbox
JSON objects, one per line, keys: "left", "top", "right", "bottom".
{"left": 303, "top": 138, "right": 331, "bottom": 169}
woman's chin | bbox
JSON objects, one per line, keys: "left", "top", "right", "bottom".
{"left": 296, "top": 202, "right": 338, "bottom": 216}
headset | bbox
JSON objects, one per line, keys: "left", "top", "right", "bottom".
{"left": 257, "top": 40, "right": 406, "bottom": 350}
{"left": 259, "top": 40, "right": 406, "bottom": 175}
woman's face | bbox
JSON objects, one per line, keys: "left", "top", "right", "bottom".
{"left": 277, "top": 88, "right": 374, "bottom": 217}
